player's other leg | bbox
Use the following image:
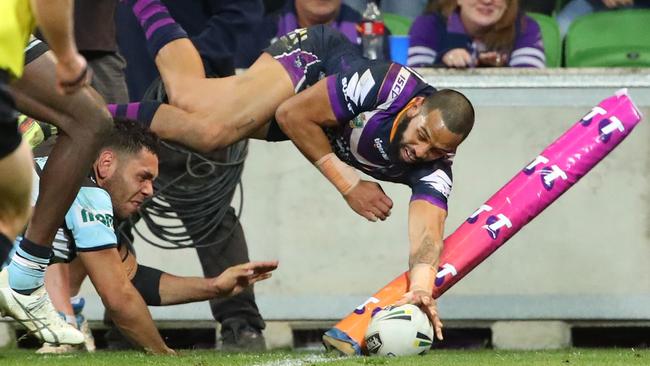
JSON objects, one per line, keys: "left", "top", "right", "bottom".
{"left": 0, "top": 74, "right": 33, "bottom": 264}
{"left": 0, "top": 42, "right": 106, "bottom": 345}
{"left": 120, "top": 0, "right": 204, "bottom": 109}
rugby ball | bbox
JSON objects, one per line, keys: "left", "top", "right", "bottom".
{"left": 364, "top": 304, "right": 434, "bottom": 356}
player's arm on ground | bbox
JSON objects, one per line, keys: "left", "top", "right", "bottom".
{"left": 79, "top": 248, "right": 174, "bottom": 354}
{"left": 276, "top": 77, "right": 392, "bottom": 221}
{"left": 395, "top": 200, "right": 445, "bottom": 341}
{"left": 155, "top": 261, "right": 278, "bottom": 305}
{"left": 30, "top": 1, "right": 88, "bottom": 93}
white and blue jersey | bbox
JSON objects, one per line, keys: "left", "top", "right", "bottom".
{"left": 31, "top": 152, "right": 117, "bottom": 263}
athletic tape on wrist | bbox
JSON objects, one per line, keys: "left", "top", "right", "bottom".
{"left": 315, "top": 153, "right": 360, "bottom": 195}
{"left": 409, "top": 263, "right": 436, "bottom": 293}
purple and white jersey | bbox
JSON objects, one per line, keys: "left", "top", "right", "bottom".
{"left": 325, "top": 61, "right": 453, "bottom": 210}
{"left": 407, "top": 11, "right": 545, "bottom": 68}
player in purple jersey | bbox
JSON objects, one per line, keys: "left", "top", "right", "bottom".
{"left": 112, "top": 0, "right": 476, "bottom": 341}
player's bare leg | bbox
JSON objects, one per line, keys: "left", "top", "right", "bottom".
{"left": 119, "top": 0, "right": 295, "bottom": 151}
{"left": 11, "top": 51, "right": 112, "bottom": 250}
{"left": 0, "top": 139, "right": 33, "bottom": 244}
{"left": 150, "top": 54, "right": 294, "bottom": 151}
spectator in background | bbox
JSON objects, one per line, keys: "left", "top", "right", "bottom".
{"left": 116, "top": 0, "right": 270, "bottom": 351}
{"left": 236, "top": 0, "right": 389, "bottom": 68}
{"left": 407, "top": 0, "right": 546, "bottom": 68}
{"left": 557, "top": 0, "right": 650, "bottom": 37}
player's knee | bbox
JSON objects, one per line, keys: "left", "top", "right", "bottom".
{"left": 101, "top": 282, "right": 136, "bottom": 313}
{"left": 275, "top": 101, "right": 293, "bottom": 133}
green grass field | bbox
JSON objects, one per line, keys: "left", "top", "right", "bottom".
{"left": 0, "top": 349, "right": 648, "bottom": 366}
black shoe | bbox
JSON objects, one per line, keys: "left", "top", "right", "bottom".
{"left": 220, "top": 318, "right": 266, "bottom": 352}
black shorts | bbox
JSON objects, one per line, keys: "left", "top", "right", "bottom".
{"left": 264, "top": 25, "right": 362, "bottom": 93}
{"left": 24, "top": 37, "right": 49, "bottom": 66}
{"left": 264, "top": 25, "right": 362, "bottom": 141}
{"left": 0, "top": 70, "right": 21, "bottom": 159}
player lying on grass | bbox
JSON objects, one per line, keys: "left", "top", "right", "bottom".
{"left": 1, "top": 0, "right": 113, "bottom": 345}
{"left": 1, "top": 120, "right": 277, "bottom": 354}
{"left": 112, "top": 0, "right": 476, "bottom": 341}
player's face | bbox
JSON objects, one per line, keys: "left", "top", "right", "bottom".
{"left": 104, "top": 148, "right": 158, "bottom": 219}
{"left": 393, "top": 109, "right": 464, "bottom": 164}
{"left": 458, "top": 0, "right": 508, "bottom": 29}
{"left": 295, "top": 0, "right": 342, "bottom": 25}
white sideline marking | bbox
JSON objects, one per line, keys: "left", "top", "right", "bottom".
{"left": 252, "top": 354, "right": 342, "bottom": 366}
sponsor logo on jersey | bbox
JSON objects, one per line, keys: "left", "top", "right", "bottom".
{"left": 419, "top": 169, "right": 452, "bottom": 198}
{"left": 373, "top": 138, "right": 389, "bottom": 161}
{"left": 390, "top": 69, "right": 409, "bottom": 100}
{"left": 341, "top": 69, "right": 375, "bottom": 113}
{"left": 377, "top": 67, "right": 412, "bottom": 111}
{"left": 78, "top": 207, "right": 114, "bottom": 230}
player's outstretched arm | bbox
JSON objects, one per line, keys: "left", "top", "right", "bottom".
{"left": 276, "top": 78, "right": 392, "bottom": 221}
{"left": 79, "top": 249, "right": 174, "bottom": 354}
{"left": 157, "top": 261, "right": 279, "bottom": 306}
{"left": 395, "top": 200, "right": 446, "bottom": 341}
{"left": 29, "top": 2, "right": 89, "bottom": 94}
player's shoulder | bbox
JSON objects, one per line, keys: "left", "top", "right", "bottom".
{"left": 65, "top": 185, "right": 114, "bottom": 232}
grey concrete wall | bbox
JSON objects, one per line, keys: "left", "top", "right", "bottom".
{"left": 78, "top": 70, "right": 650, "bottom": 322}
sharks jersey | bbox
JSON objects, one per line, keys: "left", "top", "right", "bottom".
{"left": 31, "top": 141, "right": 117, "bottom": 262}
{"left": 325, "top": 62, "right": 453, "bottom": 210}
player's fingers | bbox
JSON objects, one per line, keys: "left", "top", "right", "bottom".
{"left": 380, "top": 195, "right": 393, "bottom": 209}
{"left": 250, "top": 261, "right": 279, "bottom": 273}
{"left": 370, "top": 207, "right": 387, "bottom": 221}
{"left": 434, "top": 317, "right": 444, "bottom": 341}
{"left": 375, "top": 201, "right": 391, "bottom": 217}
{"left": 249, "top": 273, "right": 273, "bottom": 284}
{"left": 365, "top": 211, "right": 378, "bottom": 222}
{"left": 394, "top": 297, "right": 408, "bottom": 306}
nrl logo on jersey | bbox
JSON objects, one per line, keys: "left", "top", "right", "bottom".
{"left": 350, "top": 113, "right": 367, "bottom": 128}
{"left": 77, "top": 207, "right": 114, "bottom": 230}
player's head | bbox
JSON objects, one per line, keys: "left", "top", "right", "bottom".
{"left": 94, "top": 119, "right": 160, "bottom": 219}
{"left": 389, "top": 89, "right": 474, "bottom": 164}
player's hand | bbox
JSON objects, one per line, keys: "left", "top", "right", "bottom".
{"left": 395, "top": 289, "right": 443, "bottom": 341}
{"left": 212, "top": 261, "right": 279, "bottom": 297}
{"left": 442, "top": 48, "right": 473, "bottom": 68}
{"left": 55, "top": 52, "right": 91, "bottom": 94}
{"left": 343, "top": 180, "right": 393, "bottom": 222}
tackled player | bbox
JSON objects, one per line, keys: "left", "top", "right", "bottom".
{"left": 10, "top": 120, "right": 277, "bottom": 354}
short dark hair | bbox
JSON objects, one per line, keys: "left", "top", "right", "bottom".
{"left": 102, "top": 118, "right": 160, "bottom": 156}
{"left": 422, "top": 89, "right": 475, "bottom": 141}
